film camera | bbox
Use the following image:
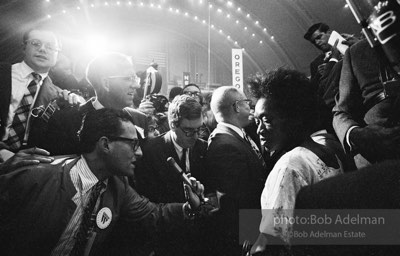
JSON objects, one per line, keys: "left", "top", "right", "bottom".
{"left": 145, "top": 94, "right": 169, "bottom": 113}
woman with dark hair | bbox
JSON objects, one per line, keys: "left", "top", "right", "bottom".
{"left": 248, "top": 68, "right": 344, "bottom": 254}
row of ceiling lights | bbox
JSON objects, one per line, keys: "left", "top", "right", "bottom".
{"left": 43, "top": 0, "right": 275, "bottom": 50}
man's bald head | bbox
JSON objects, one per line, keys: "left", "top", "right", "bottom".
{"left": 211, "top": 86, "right": 243, "bottom": 123}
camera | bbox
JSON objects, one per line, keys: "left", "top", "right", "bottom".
{"left": 145, "top": 94, "right": 169, "bottom": 113}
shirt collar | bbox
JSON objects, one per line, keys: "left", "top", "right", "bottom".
{"left": 20, "top": 61, "right": 48, "bottom": 80}
{"left": 92, "top": 97, "right": 105, "bottom": 110}
{"left": 219, "top": 122, "right": 245, "bottom": 139}
{"left": 76, "top": 155, "right": 101, "bottom": 193}
{"left": 171, "top": 131, "right": 184, "bottom": 153}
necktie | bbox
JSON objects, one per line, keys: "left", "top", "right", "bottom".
{"left": 180, "top": 148, "right": 187, "bottom": 173}
{"left": 6, "top": 72, "right": 41, "bottom": 150}
{"left": 70, "top": 181, "right": 105, "bottom": 256}
{"left": 244, "top": 132, "right": 266, "bottom": 168}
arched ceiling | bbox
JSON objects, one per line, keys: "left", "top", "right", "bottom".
{"left": 0, "top": 0, "right": 362, "bottom": 76}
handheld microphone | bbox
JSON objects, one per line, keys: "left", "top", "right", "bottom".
{"left": 167, "top": 157, "right": 193, "bottom": 188}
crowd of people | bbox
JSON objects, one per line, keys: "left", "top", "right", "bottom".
{"left": 0, "top": 20, "right": 399, "bottom": 256}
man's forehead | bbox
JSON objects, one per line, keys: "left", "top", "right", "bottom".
{"left": 310, "top": 29, "right": 324, "bottom": 41}
{"left": 180, "top": 117, "right": 203, "bottom": 127}
{"left": 28, "top": 30, "right": 58, "bottom": 44}
{"left": 120, "top": 120, "right": 138, "bottom": 137}
{"left": 184, "top": 86, "right": 200, "bottom": 92}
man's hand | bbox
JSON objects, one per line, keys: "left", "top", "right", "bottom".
{"left": 0, "top": 147, "right": 54, "bottom": 174}
{"left": 350, "top": 124, "right": 400, "bottom": 162}
{"left": 250, "top": 233, "right": 269, "bottom": 255}
{"left": 59, "top": 90, "right": 85, "bottom": 106}
{"left": 184, "top": 177, "right": 204, "bottom": 209}
{"left": 138, "top": 100, "right": 155, "bottom": 115}
{"left": 341, "top": 33, "right": 359, "bottom": 47}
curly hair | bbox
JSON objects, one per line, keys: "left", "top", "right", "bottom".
{"left": 168, "top": 94, "right": 202, "bottom": 128}
{"left": 247, "top": 67, "right": 318, "bottom": 127}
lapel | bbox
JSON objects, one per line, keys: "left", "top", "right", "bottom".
{"left": 0, "top": 63, "right": 12, "bottom": 136}
{"left": 34, "top": 76, "right": 62, "bottom": 108}
{"left": 78, "top": 99, "right": 96, "bottom": 116}
{"left": 164, "top": 131, "right": 181, "bottom": 164}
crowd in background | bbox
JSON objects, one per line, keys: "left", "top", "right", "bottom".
{"left": 0, "top": 19, "right": 399, "bottom": 256}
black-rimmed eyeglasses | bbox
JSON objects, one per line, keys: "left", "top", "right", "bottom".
{"left": 183, "top": 91, "right": 201, "bottom": 97}
{"left": 25, "top": 39, "right": 60, "bottom": 53}
{"left": 179, "top": 126, "right": 206, "bottom": 137}
{"left": 108, "top": 136, "right": 140, "bottom": 151}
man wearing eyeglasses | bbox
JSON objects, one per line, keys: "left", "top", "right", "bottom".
{"left": 33, "top": 52, "right": 149, "bottom": 155}
{"left": 0, "top": 108, "right": 206, "bottom": 256}
{"left": 182, "top": 83, "right": 203, "bottom": 105}
{"left": 203, "top": 86, "right": 267, "bottom": 255}
{"left": 134, "top": 94, "right": 208, "bottom": 256}
{"left": 0, "top": 28, "right": 84, "bottom": 173}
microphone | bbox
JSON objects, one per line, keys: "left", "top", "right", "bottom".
{"left": 167, "top": 157, "right": 193, "bottom": 189}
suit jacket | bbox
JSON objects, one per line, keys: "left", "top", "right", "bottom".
{"left": 310, "top": 53, "right": 326, "bottom": 86}
{"left": 134, "top": 131, "right": 208, "bottom": 256}
{"left": 333, "top": 39, "right": 390, "bottom": 150}
{"left": 0, "top": 156, "right": 184, "bottom": 256}
{"left": 32, "top": 99, "right": 148, "bottom": 155}
{"left": 0, "top": 63, "right": 61, "bottom": 142}
{"left": 135, "top": 131, "right": 207, "bottom": 203}
{"left": 203, "top": 123, "right": 267, "bottom": 255}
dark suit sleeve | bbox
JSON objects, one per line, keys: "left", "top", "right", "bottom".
{"left": 34, "top": 108, "right": 82, "bottom": 155}
{"left": 121, "top": 183, "right": 184, "bottom": 235}
{"left": 332, "top": 46, "right": 365, "bottom": 151}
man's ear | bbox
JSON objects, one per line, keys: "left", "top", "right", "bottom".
{"left": 98, "top": 136, "right": 111, "bottom": 153}
{"left": 233, "top": 103, "right": 240, "bottom": 113}
{"left": 102, "top": 78, "right": 110, "bottom": 92}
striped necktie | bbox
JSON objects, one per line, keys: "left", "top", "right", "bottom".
{"left": 6, "top": 72, "right": 41, "bottom": 150}
{"left": 70, "top": 181, "right": 106, "bottom": 256}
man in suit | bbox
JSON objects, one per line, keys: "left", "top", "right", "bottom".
{"left": 33, "top": 52, "right": 149, "bottom": 155}
{"left": 204, "top": 86, "right": 267, "bottom": 255}
{"left": 134, "top": 94, "right": 207, "bottom": 256}
{"left": 0, "top": 108, "right": 204, "bottom": 256}
{"left": 0, "top": 28, "right": 82, "bottom": 172}
{"left": 332, "top": 39, "right": 400, "bottom": 168}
